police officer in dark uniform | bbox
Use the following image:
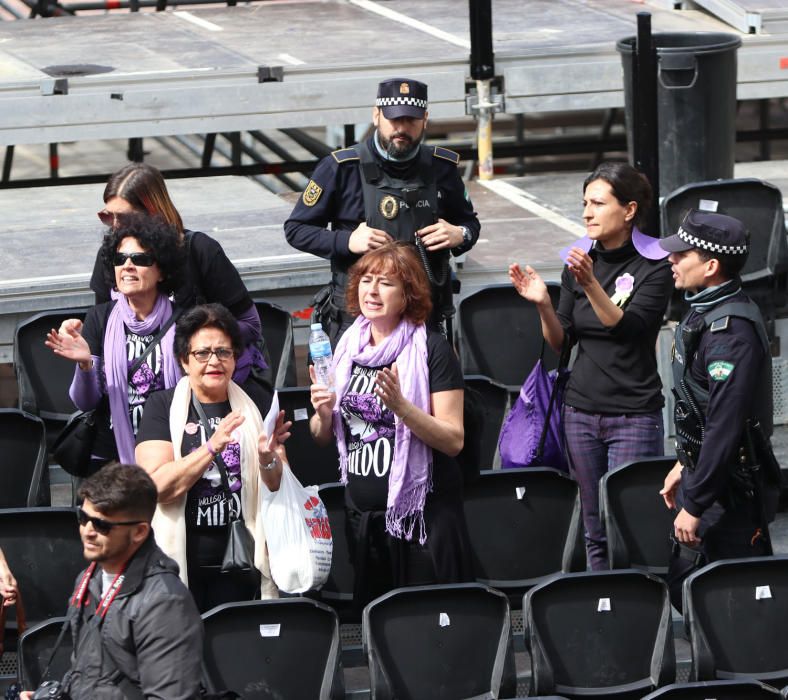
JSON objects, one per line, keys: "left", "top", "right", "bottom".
{"left": 284, "top": 77, "right": 481, "bottom": 345}
{"left": 658, "top": 210, "right": 780, "bottom": 609}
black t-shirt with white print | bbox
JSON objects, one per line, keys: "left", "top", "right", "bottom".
{"left": 342, "top": 330, "right": 464, "bottom": 512}
{"left": 136, "top": 388, "right": 243, "bottom": 532}
{"left": 82, "top": 302, "right": 168, "bottom": 461}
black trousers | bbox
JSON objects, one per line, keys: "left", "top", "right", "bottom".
{"left": 345, "top": 487, "right": 475, "bottom": 607}
{"left": 667, "top": 498, "right": 771, "bottom": 612}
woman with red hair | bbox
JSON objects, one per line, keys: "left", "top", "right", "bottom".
{"left": 309, "top": 241, "right": 473, "bottom": 603}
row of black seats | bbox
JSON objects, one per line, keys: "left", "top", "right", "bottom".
{"left": 0, "top": 459, "right": 678, "bottom": 628}
{"left": 15, "top": 557, "right": 788, "bottom": 699}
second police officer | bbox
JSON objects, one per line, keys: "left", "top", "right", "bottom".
{"left": 658, "top": 210, "right": 781, "bottom": 609}
{"left": 284, "top": 77, "right": 481, "bottom": 345}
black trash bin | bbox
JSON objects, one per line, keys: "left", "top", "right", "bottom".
{"left": 617, "top": 32, "right": 741, "bottom": 198}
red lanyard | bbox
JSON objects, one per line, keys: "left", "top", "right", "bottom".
{"left": 71, "top": 561, "right": 127, "bottom": 619}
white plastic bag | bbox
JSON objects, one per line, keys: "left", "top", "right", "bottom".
{"left": 260, "top": 461, "right": 333, "bottom": 593}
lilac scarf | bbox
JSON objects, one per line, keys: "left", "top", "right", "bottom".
{"left": 559, "top": 226, "right": 669, "bottom": 262}
{"left": 104, "top": 294, "right": 181, "bottom": 463}
{"left": 332, "top": 316, "right": 432, "bottom": 543}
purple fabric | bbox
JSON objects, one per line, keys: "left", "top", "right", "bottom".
{"left": 563, "top": 405, "right": 664, "bottom": 570}
{"left": 69, "top": 354, "right": 103, "bottom": 409}
{"left": 498, "top": 360, "right": 569, "bottom": 472}
{"left": 232, "top": 305, "right": 267, "bottom": 384}
{"left": 332, "top": 315, "right": 432, "bottom": 543}
{"left": 104, "top": 294, "right": 181, "bottom": 463}
{"left": 559, "top": 227, "right": 669, "bottom": 263}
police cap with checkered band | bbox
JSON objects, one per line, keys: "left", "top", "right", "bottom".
{"left": 659, "top": 209, "right": 749, "bottom": 256}
{"left": 376, "top": 78, "right": 428, "bottom": 119}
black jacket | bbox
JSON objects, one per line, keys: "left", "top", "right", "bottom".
{"left": 63, "top": 534, "right": 203, "bottom": 700}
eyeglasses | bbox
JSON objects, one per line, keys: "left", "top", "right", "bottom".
{"left": 76, "top": 507, "right": 143, "bottom": 535}
{"left": 97, "top": 210, "right": 130, "bottom": 227}
{"left": 189, "top": 347, "right": 235, "bottom": 363}
{"left": 113, "top": 252, "right": 156, "bottom": 267}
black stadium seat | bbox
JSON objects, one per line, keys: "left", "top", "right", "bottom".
{"left": 277, "top": 387, "right": 340, "bottom": 487}
{"left": 684, "top": 556, "right": 788, "bottom": 687}
{"left": 643, "top": 679, "right": 782, "bottom": 699}
{"left": 463, "top": 468, "right": 584, "bottom": 606}
{"left": 463, "top": 374, "right": 509, "bottom": 469}
{"left": 202, "top": 598, "right": 344, "bottom": 700}
{"left": 524, "top": 569, "right": 675, "bottom": 698}
{"left": 363, "top": 583, "right": 517, "bottom": 700}
{"left": 17, "top": 617, "right": 72, "bottom": 691}
{"left": 457, "top": 282, "right": 561, "bottom": 391}
{"left": 0, "top": 508, "right": 83, "bottom": 629}
{"left": 0, "top": 409, "right": 49, "bottom": 507}
{"left": 255, "top": 300, "right": 297, "bottom": 388}
{"left": 600, "top": 456, "right": 677, "bottom": 574}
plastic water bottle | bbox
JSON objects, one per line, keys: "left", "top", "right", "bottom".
{"left": 309, "top": 323, "right": 334, "bottom": 391}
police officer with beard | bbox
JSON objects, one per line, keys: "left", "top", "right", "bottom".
{"left": 284, "top": 78, "right": 481, "bottom": 345}
{"left": 658, "top": 210, "right": 780, "bottom": 609}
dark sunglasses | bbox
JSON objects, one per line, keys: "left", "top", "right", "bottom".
{"left": 113, "top": 251, "right": 156, "bottom": 267}
{"left": 97, "top": 210, "right": 131, "bottom": 227}
{"left": 76, "top": 507, "right": 143, "bottom": 535}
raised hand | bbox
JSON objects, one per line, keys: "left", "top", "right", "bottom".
{"left": 509, "top": 263, "right": 550, "bottom": 305}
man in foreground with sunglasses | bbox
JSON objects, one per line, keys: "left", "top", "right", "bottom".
{"left": 21, "top": 462, "right": 202, "bottom": 700}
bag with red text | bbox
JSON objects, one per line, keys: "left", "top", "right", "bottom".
{"left": 260, "top": 461, "right": 333, "bottom": 593}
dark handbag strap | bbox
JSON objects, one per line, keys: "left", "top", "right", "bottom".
{"left": 535, "top": 337, "right": 572, "bottom": 460}
{"left": 127, "top": 306, "right": 184, "bottom": 379}
{"left": 190, "top": 394, "right": 238, "bottom": 520}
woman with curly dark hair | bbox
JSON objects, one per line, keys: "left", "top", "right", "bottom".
{"left": 309, "top": 241, "right": 473, "bottom": 603}
{"left": 46, "top": 214, "right": 184, "bottom": 473}
{"left": 89, "top": 162, "right": 272, "bottom": 415}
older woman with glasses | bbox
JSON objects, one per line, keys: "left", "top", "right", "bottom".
{"left": 135, "top": 304, "right": 290, "bottom": 611}
{"left": 46, "top": 214, "right": 183, "bottom": 474}
{"left": 88, "top": 162, "right": 272, "bottom": 414}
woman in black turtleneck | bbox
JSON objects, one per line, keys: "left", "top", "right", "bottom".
{"left": 509, "top": 162, "right": 673, "bottom": 570}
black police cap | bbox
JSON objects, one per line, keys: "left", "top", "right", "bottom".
{"left": 660, "top": 209, "right": 749, "bottom": 256}
{"left": 376, "top": 78, "right": 428, "bottom": 119}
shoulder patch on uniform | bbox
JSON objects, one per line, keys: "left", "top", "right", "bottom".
{"left": 331, "top": 148, "right": 360, "bottom": 164}
{"left": 433, "top": 146, "right": 460, "bottom": 164}
{"left": 302, "top": 180, "right": 323, "bottom": 207}
{"left": 708, "top": 360, "right": 734, "bottom": 381}
{"left": 709, "top": 317, "right": 730, "bottom": 332}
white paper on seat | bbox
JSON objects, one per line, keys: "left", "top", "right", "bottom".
{"left": 597, "top": 597, "right": 611, "bottom": 612}
{"left": 756, "top": 585, "right": 772, "bottom": 600}
{"left": 294, "top": 408, "right": 308, "bottom": 421}
{"left": 259, "top": 624, "right": 281, "bottom": 637}
{"left": 515, "top": 487, "right": 526, "bottom": 500}
{"left": 439, "top": 613, "right": 451, "bottom": 627}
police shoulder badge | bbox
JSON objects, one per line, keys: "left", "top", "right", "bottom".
{"left": 708, "top": 360, "right": 734, "bottom": 381}
{"left": 379, "top": 195, "right": 399, "bottom": 220}
{"left": 302, "top": 180, "right": 323, "bottom": 207}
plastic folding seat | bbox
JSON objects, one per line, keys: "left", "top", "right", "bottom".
{"left": 599, "top": 456, "right": 677, "bottom": 574}
{"left": 463, "top": 374, "right": 510, "bottom": 469}
{"left": 0, "top": 409, "right": 49, "bottom": 507}
{"left": 202, "top": 598, "right": 344, "bottom": 700}
{"left": 684, "top": 556, "right": 788, "bottom": 687}
{"left": 277, "top": 387, "right": 339, "bottom": 487}
{"left": 255, "top": 299, "right": 296, "bottom": 388}
{"left": 17, "top": 617, "right": 71, "bottom": 690}
{"left": 363, "top": 583, "right": 517, "bottom": 700}
{"left": 643, "top": 679, "right": 782, "bottom": 699}
{"left": 14, "top": 309, "right": 88, "bottom": 440}
{"left": 524, "top": 569, "right": 675, "bottom": 698}
{"left": 316, "top": 483, "right": 356, "bottom": 620}
{"left": 457, "top": 282, "right": 561, "bottom": 392}
{"left": 0, "top": 508, "right": 83, "bottom": 633}
{"left": 463, "top": 467, "right": 584, "bottom": 607}
{"left": 661, "top": 178, "right": 788, "bottom": 327}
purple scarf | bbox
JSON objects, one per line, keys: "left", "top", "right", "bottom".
{"left": 104, "top": 294, "right": 181, "bottom": 463}
{"left": 559, "top": 226, "right": 669, "bottom": 262}
{"left": 332, "top": 316, "right": 432, "bottom": 543}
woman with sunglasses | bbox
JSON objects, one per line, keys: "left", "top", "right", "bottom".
{"left": 136, "top": 304, "right": 290, "bottom": 611}
{"left": 88, "top": 162, "right": 272, "bottom": 415}
{"left": 46, "top": 214, "right": 183, "bottom": 474}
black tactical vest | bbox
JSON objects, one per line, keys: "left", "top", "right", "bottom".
{"left": 672, "top": 300, "right": 772, "bottom": 467}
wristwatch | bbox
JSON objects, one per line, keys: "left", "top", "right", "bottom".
{"left": 459, "top": 225, "right": 472, "bottom": 246}
{"left": 261, "top": 455, "right": 278, "bottom": 471}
